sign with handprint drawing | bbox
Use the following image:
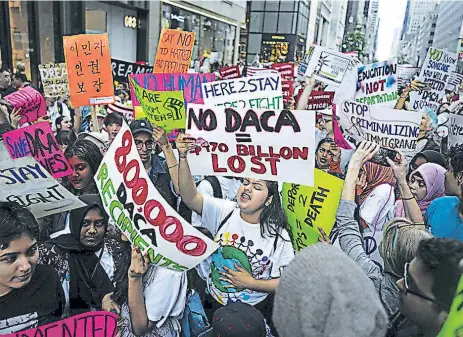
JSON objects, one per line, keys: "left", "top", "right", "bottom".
{"left": 303, "top": 45, "right": 351, "bottom": 87}
{"left": 129, "top": 77, "right": 186, "bottom": 130}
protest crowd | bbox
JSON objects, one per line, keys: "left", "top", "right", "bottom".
{"left": 0, "top": 27, "right": 462, "bottom": 337}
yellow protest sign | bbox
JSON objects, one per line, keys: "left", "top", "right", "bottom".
{"left": 129, "top": 77, "right": 186, "bottom": 130}
{"left": 436, "top": 273, "right": 463, "bottom": 337}
{"left": 282, "top": 169, "right": 344, "bottom": 251}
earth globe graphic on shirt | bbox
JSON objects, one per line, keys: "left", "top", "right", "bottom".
{"left": 211, "top": 246, "right": 252, "bottom": 293}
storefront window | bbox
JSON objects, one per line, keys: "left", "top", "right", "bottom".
{"left": 250, "top": 12, "right": 263, "bottom": 32}
{"left": 85, "top": 8, "right": 107, "bottom": 33}
{"left": 9, "top": 0, "right": 31, "bottom": 79}
{"left": 278, "top": 13, "right": 293, "bottom": 34}
{"left": 38, "top": 2, "right": 55, "bottom": 64}
{"left": 263, "top": 12, "right": 278, "bottom": 33}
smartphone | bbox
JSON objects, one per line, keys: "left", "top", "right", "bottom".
{"left": 369, "top": 147, "right": 399, "bottom": 167}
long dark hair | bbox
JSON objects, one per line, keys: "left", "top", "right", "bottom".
{"left": 259, "top": 181, "right": 291, "bottom": 242}
{"left": 110, "top": 240, "right": 131, "bottom": 306}
{"left": 63, "top": 139, "right": 103, "bottom": 195}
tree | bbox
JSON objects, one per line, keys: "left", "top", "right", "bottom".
{"left": 342, "top": 24, "right": 366, "bottom": 58}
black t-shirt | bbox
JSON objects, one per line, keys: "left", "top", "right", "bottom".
{"left": 0, "top": 264, "right": 64, "bottom": 334}
{"left": 0, "top": 86, "right": 17, "bottom": 98}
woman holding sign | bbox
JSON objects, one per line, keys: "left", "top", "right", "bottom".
{"left": 175, "top": 134, "right": 294, "bottom": 328}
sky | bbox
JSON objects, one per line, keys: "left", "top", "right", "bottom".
{"left": 376, "top": 0, "right": 408, "bottom": 60}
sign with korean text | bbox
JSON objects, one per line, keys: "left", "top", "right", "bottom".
{"left": 38, "top": 63, "right": 69, "bottom": 97}
{"left": 201, "top": 74, "right": 283, "bottom": 109}
{"left": 0, "top": 157, "right": 85, "bottom": 219}
{"left": 271, "top": 63, "right": 294, "bottom": 79}
{"left": 111, "top": 58, "right": 153, "bottom": 85}
{"left": 186, "top": 104, "right": 316, "bottom": 186}
{"left": 282, "top": 169, "right": 344, "bottom": 250}
{"left": 306, "top": 91, "right": 335, "bottom": 110}
{"left": 410, "top": 47, "right": 458, "bottom": 113}
{"left": 2, "top": 311, "right": 117, "bottom": 337}
{"left": 154, "top": 29, "right": 195, "bottom": 73}
{"left": 3, "top": 122, "right": 73, "bottom": 179}
{"left": 303, "top": 45, "right": 352, "bottom": 86}
{"left": 4, "top": 87, "right": 47, "bottom": 126}
{"left": 337, "top": 100, "right": 422, "bottom": 151}
{"left": 130, "top": 78, "right": 186, "bottom": 130}
{"left": 95, "top": 123, "right": 219, "bottom": 271}
{"left": 356, "top": 59, "right": 398, "bottom": 107}
{"left": 219, "top": 65, "right": 241, "bottom": 80}
{"left": 63, "top": 34, "right": 114, "bottom": 107}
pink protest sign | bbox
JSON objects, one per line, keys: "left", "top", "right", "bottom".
{"left": 2, "top": 311, "right": 118, "bottom": 337}
{"left": 332, "top": 104, "right": 352, "bottom": 150}
{"left": 3, "top": 122, "right": 73, "bottom": 179}
{"left": 271, "top": 63, "right": 295, "bottom": 79}
{"left": 129, "top": 73, "right": 216, "bottom": 107}
{"left": 219, "top": 65, "right": 241, "bottom": 79}
{"left": 4, "top": 86, "right": 47, "bottom": 126}
{"left": 282, "top": 80, "right": 294, "bottom": 103}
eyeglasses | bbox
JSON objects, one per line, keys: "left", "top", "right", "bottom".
{"left": 403, "top": 262, "right": 447, "bottom": 308}
{"left": 135, "top": 139, "right": 154, "bottom": 150}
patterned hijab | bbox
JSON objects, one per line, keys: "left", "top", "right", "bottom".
{"left": 358, "top": 162, "right": 396, "bottom": 205}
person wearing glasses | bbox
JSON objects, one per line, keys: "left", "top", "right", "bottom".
{"left": 396, "top": 238, "right": 463, "bottom": 337}
{"left": 129, "top": 120, "right": 178, "bottom": 209}
{"left": 335, "top": 141, "right": 432, "bottom": 337}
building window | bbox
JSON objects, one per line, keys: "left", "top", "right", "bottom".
{"left": 248, "top": 33, "right": 262, "bottom": 54}
{"left": 250, "top": 12, "right": 263, "bottom": 32}
{"left": 279, "top": 0, "right": 295, "bottom": 11}
{"left": 38, "top": 2, "right": 56, "bottom": 64}
{"left": 263, "top": 12, "right": 278, "bottom": 32}
{"left": 85, "top": 8, "right": 107, "bottom": 33}
{"left": 251, "top": 1, "right": 265, "bottom": 11}
{"left": 265, "top": 0, "right": 280, "bottom": 11}
{"left": 278, "top": 12, "right": 293, "bottom": 34}
{"left": 8, "top": 0, "right": 31, "bottom": 79}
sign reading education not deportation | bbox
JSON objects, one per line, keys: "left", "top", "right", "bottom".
{"left": 337, "top": 100, "right": 422, "bottom": 151}
{"left": 356, "top": 59, "right": 398, "bottom": 107}
{"left": 95, "top": 123, "right": 219, "bottom": 272}
{"left": 201, "top": 74, "right": 283, "bottom": 109}
{"left": 0, "top": 157, "right": 85, "bottom": 219}
{"left": 186, "top": 104, "right": 316, "bottom": 186}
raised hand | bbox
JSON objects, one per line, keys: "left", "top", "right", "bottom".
{"left": 128, "top": 246, "right": 150, "bottom": 279}
{"left": 152, "top": 124, "right": 169, "bottom": 147}
{"left": 175, "top": 133, "right": 196, "bottom": 158}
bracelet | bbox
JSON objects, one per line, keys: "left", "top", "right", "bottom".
{"left": 168, "top": 163, "right": 178, "bottom": 169}
{"left": 402, "top": 196, "right": 415, "bottom": 201}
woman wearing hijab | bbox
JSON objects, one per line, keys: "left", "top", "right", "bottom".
{"left": 395, "top": 163, "right": 446, "bottom": 218}
{"left": 39, "top": 195, "right": 122, "bottom": 316}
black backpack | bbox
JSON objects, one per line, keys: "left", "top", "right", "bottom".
{"left": 178, "top": 176, "right": 223, "bottom": 223}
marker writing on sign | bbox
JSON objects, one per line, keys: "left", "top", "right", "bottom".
{"left": 0, "top": 163, "right": 47, "bottom": 185}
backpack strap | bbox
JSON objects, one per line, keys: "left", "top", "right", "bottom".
{"left": 203, "top": 176, "right": 223, "bottom": 199}
{"left": 216, "top": 210, "right": 234, "bottom": 234}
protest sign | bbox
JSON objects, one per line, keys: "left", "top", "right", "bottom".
{"left": 397, "top": 65, "right": 419, "bottom": 89}
{"left": 186, "top": 104, "right": 316, "bottom": 186}
{"left": 219, "top": 65, "right": 241, "bottom": 79}
{"left": 129, "top": 73, "right": 215, "bottom": 107}
{"left": 332, "top": 104, "right": 352, "bottom": 150}
{"left": 410, "top": 47, "right": 458, "bottom": 113}
{"left": 448, "top": 113, "right": 463, "bottom": 151}
{"left": 201, "top": 74, "right": 283, "bottom": 109}
{"left": 356, "top": 59, "right": 398, "bottom": 107}
{"left": 329, "top": 57, "right": 363, "bottom": 107}
{"left": 111, "top": 58, "right": 153, "bottom": 85}
{"left": 129, "top": 78, "right": 186, "bottom": 130}
{"left": 282, "top": 169, "right": 344, "bottom": 250}
{"left": 436, "top": 273, "right": 463, "bottom": 337}
{"left": 303, "top": 45, "right": 352, "bottom": 86}
{"left": 271, "top": 63, "right": 295, "bottom": 79}
{"left": 446, "top": 71, "right": 463, "bottom": 90}
{"left": 4, "top": 87, "right": 47, "bottom": 126}
{"left": 95, "top": 123, "right": 218, "bottom": 271}
{"left": 63, "top": 33, "right": 114, "bottom": 107}
{"left": 246, "top": 67, "right": 276, "bottom": 77}
{"left": 0, "top": 157, "right": 85, "bottom": 218}
{"left": 3, "top": 122, "right": 73, "bottom": 179}
{"left": 306, "top": 91, "right": 335, "bottom": 110}
{"left": 154, "top": 29, "right": 195, "bottom": 73}
{"left": 38, "top": 63, "right": 69, "bottom": 97}
{"left": 337, "top": 100, "right": 422, "bottom": 151}
{"left": 282, "top": 80, "right": 294, "bottom": 103}
{"left": 2, "top": 311, "right": 118, "bottom": 337}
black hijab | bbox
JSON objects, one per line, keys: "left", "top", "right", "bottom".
{"left": 47, "top": 194, "right": 113, "bottom": 313}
